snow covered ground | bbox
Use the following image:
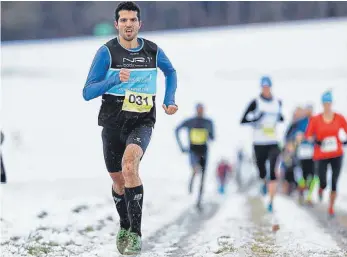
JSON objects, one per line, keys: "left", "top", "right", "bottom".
{"left": 1, "top": 19, "right": 347, "bottom": 256}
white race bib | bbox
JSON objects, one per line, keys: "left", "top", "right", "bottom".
{"left": 321, "top": 136, "right": 338, "bottom": 153}
{"left": 298, "top": 144, "right": 314, "bottom": 159}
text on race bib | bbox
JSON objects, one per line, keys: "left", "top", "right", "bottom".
{"left": 122, "top": 90, "right": 154, "bottom": 113}
{"left": 190, "top": 128, "right": 208, "bottom": 145}
{"left": 321, "top": 136, "right": 338, "bottom": 153}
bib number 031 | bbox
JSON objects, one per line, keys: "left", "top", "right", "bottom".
{"left": 122, "top": 90, "right": 154, "bottom": 113}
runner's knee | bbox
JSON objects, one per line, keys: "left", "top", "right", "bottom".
{"left": 110, "top": 172, "right": 125, "bottom": 193}
{"left": 122, "top": 157, "right": 137, "bottom": 178}
{"left": 331, "top": 171, "right": 340, "bottom": 192}
{"left": 269, "top": 171, "right": 276, "bottom": 181}
{"left": 258, "top": 165, "right": 266, "bottom": 179}
{"left": 319, "top": 177, "right": 327, "bottom": 190}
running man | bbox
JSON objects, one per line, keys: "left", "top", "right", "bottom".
{"left": 283, "top": 106, "right": 305, "bottom": 201}
{"left": 175, "top": 103, "right": 215, "bottom": 210}
{"left": 83, "top": 2, "right": 178, "bottom": 254}
{"left": 284, "top": 106, "right": 304, "bottom": 141}
{"left": 305, "top": 91, "right": 347, "bottom": 217}
{"left": 240, "top": 76, "right": 284, "bottom": 212}
{"left": 295, "top": 105, "right": 317, "bottom": 205}
{"left": 276, "top": 141, "right": 298, "bottom": 196}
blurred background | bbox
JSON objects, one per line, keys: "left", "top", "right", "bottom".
{"left": 2, "top": 1, "right": 347, "bottom": 41}
{"left": 2, "top": 2, "right": 347, "bottom": 257}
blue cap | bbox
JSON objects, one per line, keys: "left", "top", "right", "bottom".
{"left": 321, "top": 91, "right": 333, "bottom": 103}
{"left": 196, "top": 103, "right": 203, "bottom": 109}
{"left": 260, "top": 76, "right": 272, "bottom": 87}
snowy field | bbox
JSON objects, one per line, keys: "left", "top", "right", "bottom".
{"left": 1, "top": 19, "right": 347, "bottom": 256}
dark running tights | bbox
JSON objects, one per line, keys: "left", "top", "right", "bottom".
{"left": 253, "top": 144, "right": 280, "bottom": 181}
{"left": 317, "top": 156, "right": 343, "bottom": 192}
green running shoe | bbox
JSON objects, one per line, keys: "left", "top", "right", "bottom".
{"left": 124, "top": 231, "right": 142, "bottom": 255}
{"left": 116, "top": 228, "right": 130, "bottom": 254}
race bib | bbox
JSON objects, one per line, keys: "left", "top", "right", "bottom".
{"left": 190, "top": 128, "right": 208, "bottom": 145}
{"left": 321, "top": 136, "right": 338, "bottom": 153}
{"left": 122, "top": 90, "right": 154, "bottom": 113}
{"left": 298, "top": 144, "right": 313, "bottom": 159}
{"left": 262, "top": 124, "right": 276, "bottom": 138}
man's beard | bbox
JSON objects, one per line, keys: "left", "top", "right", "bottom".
{"left": 122, "top": 31, "right": 137, "bottom": 41}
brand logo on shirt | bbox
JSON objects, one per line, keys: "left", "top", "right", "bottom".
{"left": 123, "top": 57, "right": 152, "bottom": 63}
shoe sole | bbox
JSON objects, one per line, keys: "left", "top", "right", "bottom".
{"left": 124, "top": 250, "right": 142, "bottom": 255}
{"left": 117, "top": 237, "right": 129, "bottom": 255}
{"left": 117, "top": 243, "right": 127, "bottom": 255}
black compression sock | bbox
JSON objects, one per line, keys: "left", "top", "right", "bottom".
{"left": 124, "top": 185, "right": 144, "bottom": 236}
{"left": 112, "top": 187, "right": 130, "bottom": 230}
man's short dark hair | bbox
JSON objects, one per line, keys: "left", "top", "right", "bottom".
{"left": 115, "top": 2, "right": 141, "bottom": 21}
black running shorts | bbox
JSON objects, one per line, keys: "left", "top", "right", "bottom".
{"left": 101, "top": 125, "right": 153, "bottom": 172}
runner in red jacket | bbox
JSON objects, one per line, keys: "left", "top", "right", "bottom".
{"left": 305, "top": 91, "right": 347, "bottom": 217}
{"left": 216, "top": 159, "right": 232, "bottom": 194}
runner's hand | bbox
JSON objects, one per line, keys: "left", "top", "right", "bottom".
{"left": 119, "top": 69, "right": 130, "bottom": 82}
{"left": 314, "top": 139, "right": 322, "bottom": 146}
{"left": 296, "top": 133, "right": 304, "bottom": 143}
{"left": 181, "top": 148, "right": 189, "bottom": 153}
{"left": 162, "top": 104, "right": 178, "bottom": 115}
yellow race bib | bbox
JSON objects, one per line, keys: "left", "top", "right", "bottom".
{"left": 190, "top": 128, "right": 208, "bottom": 145}
{"left": 262, "top": 124, "right": 275, "bottom": 138}
{"left": 122, "top": 90, "right": 154, "bottom": 113}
